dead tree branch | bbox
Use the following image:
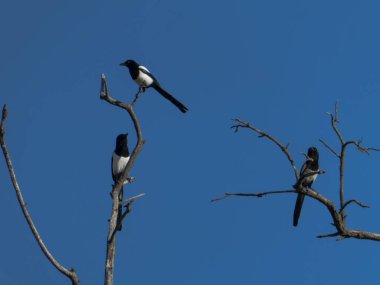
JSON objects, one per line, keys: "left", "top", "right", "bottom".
{"left": 231, "top": 118, "right": 299, "bottom": 180}
{"left": 100, "top": 74, "right": 145, "bottom": 285}
{"left": 109, "top": 193, "right": 145, "bottom": 242}
{"left": 319, "top": 139, "right": 339, "bottom": 158}
{"left": 211, "top": 189, "right": 297, "bottom": 202}
{"left": 214, "top": 103, "right": 380, "bottom": 242}
{"left": 341, "top": 199, "right": 370, "bottom": 213}
{"left": 317, "top": 232, "right": 340, "bottom": 239}
{"left": 0, "top": 105, "right": 80, "bottom": 285}
{"left": 321, "top": 102, "right": 379, "bottom": 223}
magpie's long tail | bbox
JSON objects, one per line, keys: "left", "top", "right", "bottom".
{"left": 153, "top": 84, "right": 188, "bottom": 113}
{"left": 117, "top": 187, "right": 123, "bottom": 231}
{"left": 293, "top": 193, "right": 305, "bottom": 227}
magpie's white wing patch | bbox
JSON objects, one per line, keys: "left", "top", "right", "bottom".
{"left": 136, "top": 66, "right": 155, "bottom": 87}
{"left": 112, "top": 152, "right": 130, "bottom": 178}
{"left": 139, "top": 65, "right": 150, "bottom": 72}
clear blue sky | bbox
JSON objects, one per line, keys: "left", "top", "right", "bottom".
{"left": 1, "top": 1, "right": 380, "bottom": 284}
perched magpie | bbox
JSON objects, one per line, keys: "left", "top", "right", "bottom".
{"left": 112, "top": 133, "right": 130, "bottom": 231}
{"left": 293, "top": 146, "right": 319, "bottom": 227}
{"left": 120, "top": 59, "right": 188, "bottom": 113}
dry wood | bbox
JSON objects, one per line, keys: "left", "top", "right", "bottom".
{"left": 214, "top": 103, "right": 380, "bottom": 242}
{"left": 0, "top": 105, "right": 80, "bottom": 285}
{"left": 100, "top": 74, "right": 145, "bottom": 285}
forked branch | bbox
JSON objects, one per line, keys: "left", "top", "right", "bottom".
{"left": 108, "top": 193, "right": 145, "bottom": 242}
{"left": 321, "top": 102, "right": 379, "bottom": 222}
{"left": 100, "top": 73, "right": 145, "bottom": 285}
{"left": 215, "top": 103, "right": 380, "bottom": 242}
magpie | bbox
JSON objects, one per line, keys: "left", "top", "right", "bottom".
{"left": 120, "top": 59, "right": 188, "bottom": 113}
{"left": 112, "top": 133, "right": 130, "bottom": 231}
{"left": 293, "top": 146, "right": 319, "bottom": 227}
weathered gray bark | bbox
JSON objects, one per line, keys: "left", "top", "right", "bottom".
{"left": 100, "top": 74, "right": 145, "bottom": 285}
{"left": 0, "top": 105, "right": 80, "bottom": 285}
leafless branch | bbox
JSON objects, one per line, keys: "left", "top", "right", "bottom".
{"left": 323, "top": 102, "right": 380, "bottom": 223}
{"left": 319, "top": 139, "right": 340, "bottom": 158}
{"left": 0, "top": 105, "right": 80, "bottom": 285}
{"left": 341, "top": 199, "right": 370, "bottom": 213}
{"left": 122, "top": 192, "right": 145, "bottom": 206}
{"left": 231, "top": 118, "right": 299, "bottom": 180}
{"left": 211, "top": 189, "right": 296, "bottom": 202}
{"left": 217, "top": 102, "right": 380, "bottom": 242}
{"left": 100, "top": 74, "right": 145, "bottom": 285}
{"left": 109, "top": 193, "right": 145, "bottom": 242}
{"left": 328, "top": 101, "right": 344, "bottom": 145}
{"left": 344, "top": 140, "right": 380, "bottom": 154}
{"left": 214, "top": 185, "right": 380, "bottom": 241}
{"left": 317, "top": 232, "right": 339, "bottom": 239}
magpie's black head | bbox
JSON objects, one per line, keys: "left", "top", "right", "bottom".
{"left": 120, "top": 59, "right": 138, "bottom": 68}
{"left": 307, "top": 146, "right": 319, "bottom": 160}
{"left": 115, "top": 133, "right": 128, "bottom": 151}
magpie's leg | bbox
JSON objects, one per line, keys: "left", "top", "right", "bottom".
{"left": 132, "top": 87, "right": 145, "bottom": 106}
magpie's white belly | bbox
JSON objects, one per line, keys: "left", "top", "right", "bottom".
{"left": 135, "top": 70, "right": 154, "bottom": 87}
{"left": 304, "top": 173, "right": 318, "bottom": 184}
{"left": 112, "top": 153, "right": 130, "bottom": 177}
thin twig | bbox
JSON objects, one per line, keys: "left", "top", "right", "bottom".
{"left": 344, "top": 140, "right": 380, "bottom": 154}
{"left": 109, "top": 193, "right": 145, "bottom": 242}
{"left": 231, "top": 118, "right": 299, "bottom": 180}
{"left": 211, "top": 189, "right": 296, "bottom": 202}
{"left": 317, "top": 232, "right": 339, "bottom": 239}
{"left": 0, "top": 105, "right": 79, "bottom": 285}
{"left": 121, "top": 193, "right": 145, "bottom": 206}
{"left": 340, "top": 199, "right": 370, "bottom": 213}
{"left": 319, "top": 139, "right": 340, "bottom": 158}
{"left": 328, "top": 109, "right": 344, "bottom": 145}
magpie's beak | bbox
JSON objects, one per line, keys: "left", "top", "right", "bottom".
{"left": 120, "top": 62, "right": 126, "bottom": 66}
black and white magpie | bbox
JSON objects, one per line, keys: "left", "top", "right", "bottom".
{"left": 120, "top": 59, "right": 188, "bottom": 113}
{"left": 293, "top": 146, "right": 319, "bottom": 227}
{"left": 112, "top": 133, "right": 130, "bottom": 231}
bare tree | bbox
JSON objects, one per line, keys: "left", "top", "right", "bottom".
{"left": 0, "top": 74, "right": 146, "bottom": 285}
{"left": 212, "top": 102, "right": 380, "bottom": 241}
